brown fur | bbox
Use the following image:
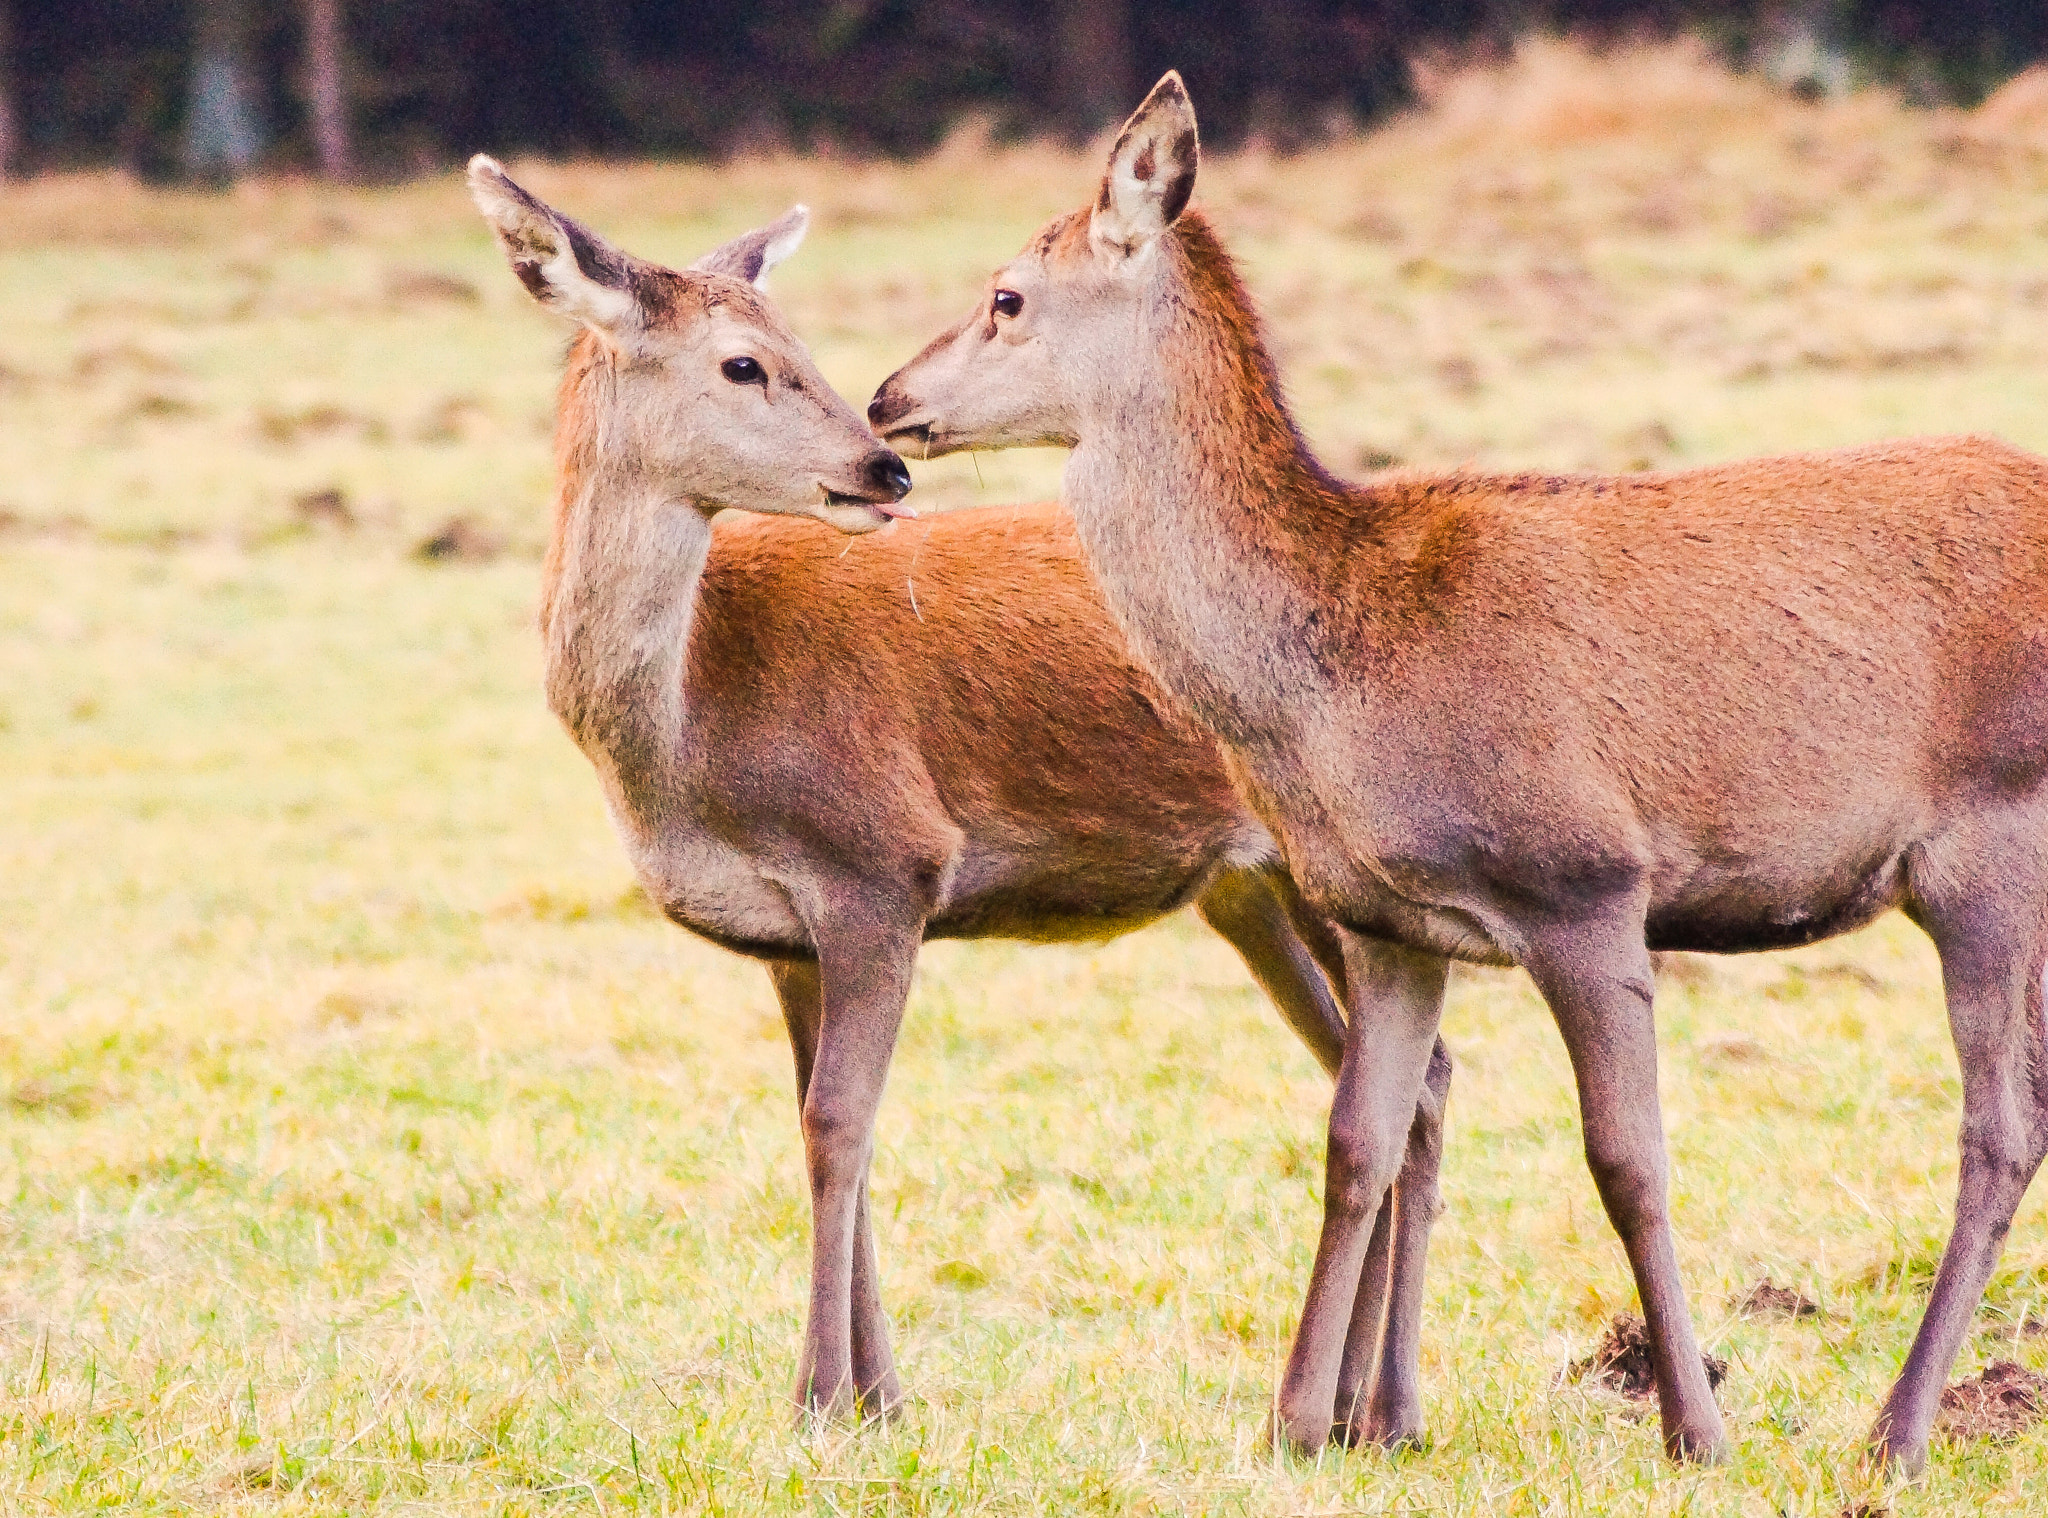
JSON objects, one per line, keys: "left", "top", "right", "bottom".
{"left": 483, "top": 164, "right": 1451, "bottom": 1447}
{"left": 869, "top": 74, "right": 2048, "bottom": 1473}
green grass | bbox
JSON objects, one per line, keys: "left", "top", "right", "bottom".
{"left": 4, "top": 39, "right": 2048, "bottom": 1514}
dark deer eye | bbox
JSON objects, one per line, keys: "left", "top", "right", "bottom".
{"left": 992, "top": 289, "right": 1023, "bottom": 319}
{"left": 721, "top": 356, "right": 765, "bottom": 385}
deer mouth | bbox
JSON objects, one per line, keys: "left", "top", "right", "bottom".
{"left": 826, "top": 490, "right": 916, "bottom": 522}
{"left": 877, "top": 420, "right": 938, "bottom": 455}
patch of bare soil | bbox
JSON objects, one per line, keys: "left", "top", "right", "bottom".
{"left": 292, "top": 487, "right": 357, "bottom": 529}
{"left": 1734, "top": 1279, "right": 1825, "bottom": 1320}
{"left": 413, "top": 515, "right": 505, "bottom": 563}
{"left": 1567, "top": 1313, "right": 1728, "bottom": 1400}
{"left": 383, "top": 267, "right": 481, "bottom": 307}
{"left": 256, "top": 403, "right": 387, "bottom": 446}
{"left": 1935, "top": 1360, "right": 2048, "bottom": 1444}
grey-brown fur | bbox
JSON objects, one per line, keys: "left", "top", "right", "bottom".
{"left": 868, "top": 72, "right": 2048, "bottom": 1475}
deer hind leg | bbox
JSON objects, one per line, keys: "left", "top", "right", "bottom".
{"left": 1869, "top": 823, "right": 2048, "bottom": 1476}
{"left": 768, "top": 903, "right": 920, "bottom": 1425}
{"left": 1273, "top": 929, "right": 1448, "bottom": 1453}
{"left": 1522, "top": 909, "right": 1727, "bottom": 1464}
{"left": 1196, "top": 868, "right": 1347, "bottom": 1075}
{"left": 1198, "top": 871, "right": 1454, "bottom": 1450}
{"left": 769, "top": 958, "right": 903, "bottom": 1419}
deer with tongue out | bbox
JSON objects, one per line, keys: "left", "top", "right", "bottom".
{"left": 469, "top": 156, "right": 1451, "bottom": 1443}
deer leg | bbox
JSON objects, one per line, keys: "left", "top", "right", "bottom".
{"left": 768, "top": 958, "right": 902, "bottom": 1417}
{"left": 1350, "top": 1037, "right": 1452, "bottom": 1450}
{"left": 1197, "top": 868, "right": 1348, "bottom": 1074}
{"left": 1521, "top": 913, "right": 1726, "bottom": 1463}
{"left": 1200, "top": 873, "right": 1454, "bottom": 1450}
{"left": 780, "top": 910, "right": 919, "bottom": 1423}
{"left": 1272, "top": 878, "right": 1454, "bottom": 1452}
{"left": 1273, "top": 930, "right": 1447, "bottom": 1453}
{"left": 1868, "top": 846, "right": 2048, "bottom": 1475}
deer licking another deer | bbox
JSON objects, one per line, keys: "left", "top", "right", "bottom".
{"left": 869, "top": 74, "right": 2048, "bottom": 1474}
{"left": 465, "top": 157, "right": 1453, "bottom": 1446}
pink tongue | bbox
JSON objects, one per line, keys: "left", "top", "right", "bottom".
{"left": 874, "top": 500, "right": 918, "bottom": 520}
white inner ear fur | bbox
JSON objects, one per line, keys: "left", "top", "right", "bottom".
{"left": 690, "top": 204, "right": 811, "bottom": 289}
{"left": 1091, "top": 117, "right": 1195, "bottom": 256}
{"left": 751, "top": 206, "right": 809, "bottom": 288}
{"left": 467, "top": 157, "right": 637, "bottom": 330}
{"left": 527, "top": 231, "right": 638, "bottom": 329}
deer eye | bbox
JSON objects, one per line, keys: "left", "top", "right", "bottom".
{"left": 721, "top": 356, "right": 765, "bottom": 385}
{"left": 992, "top": 289, "right": 1023, "bottom": 319}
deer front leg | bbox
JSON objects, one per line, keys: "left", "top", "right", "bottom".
{"left": 1200, "top": 872, "right": 1454, "bottom": 1452}
{"left": 1336, "top": 1036, "right": 1451, "bottom": 1450}
{"left": 779, "top": 910, "right": 919, "bottom": 1423}
{"left": 1274, "top": 932, "right": 1448, "bottom": 1453}
{"left": 768, "top": 958, "right": 902, "bottom": 1416}
{"left": 1523, "top": 914, "right": 1726, "bottom": 1464}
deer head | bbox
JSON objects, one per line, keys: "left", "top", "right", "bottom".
{"left": 468, "top": 156, "right": 912, "bottom": 532}
{"left": 866, "top": 73, "right": 1199, "bottom": 456}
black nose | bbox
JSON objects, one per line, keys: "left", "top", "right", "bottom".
{"left": 867, "top": 383, "right": 901, "bottom": 430}
{"left": 864, "top": 449, "right": 912, "bottom": 502}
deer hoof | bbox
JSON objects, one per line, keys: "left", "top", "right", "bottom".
{"left": 1264, "top": 1403, "right": 1335, "bottom": 1457}
{"left": 1663, "top": 1418, "right": 1729, "bottom": 1465}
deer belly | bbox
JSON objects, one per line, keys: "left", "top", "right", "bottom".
{"left": 1645, "top": 849, "right": 1909, "bottom": 953}
{"left": 634, "top": 830, "right": 808, "bottom": 955}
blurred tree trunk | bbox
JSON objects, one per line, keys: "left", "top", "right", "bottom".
{"left": 184, "top": 0, "right": 265, "bottom": 183}
{"left": 0, "top": 1, "right": 16, "bottom": 180}
{"left": 303, "top": 0, "right": 353, "bottom": 179}
{"left": 1051, "top": 0, "right": 1134, "bottom": 140}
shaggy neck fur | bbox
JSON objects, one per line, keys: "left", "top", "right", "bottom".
{"left": 541, "top": 331, "right": 708, "bottom": 822}
{"left": 1061, "top": 211, "right": 1355, "bottom": 747}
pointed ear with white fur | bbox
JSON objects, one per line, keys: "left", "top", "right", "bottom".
{"left": 1090, "top": 72, "right": 1199, "bottom": 257}
{"left": 466, "top": 154, "right": 642, "bottom": 329}
{"left": 691, "top": 205, "right": 809, "bottom": 288}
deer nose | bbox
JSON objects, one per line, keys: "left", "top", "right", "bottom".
{"left": 864, "top": 449, "right": 912, "bottom": 502}
{"left": 867, "top": 383, "right": 903, "bottom": 430}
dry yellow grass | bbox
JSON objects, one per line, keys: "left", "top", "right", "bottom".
{"left": 2, "top": 39, "right": 2046, "bottom": 1515}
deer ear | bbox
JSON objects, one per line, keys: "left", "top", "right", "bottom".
{"left": 691, "top": 205, "right": 809, "bottom": 288}
{"left": 467, "top": 154, "right": 641, "bottom": 329}
{"left": 1091, "top": 72, "right": 1199, "bottom": 257}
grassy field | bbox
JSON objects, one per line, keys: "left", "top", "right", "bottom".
{"left": 5, "top": 38, "right": 2048, "bottom": 1514}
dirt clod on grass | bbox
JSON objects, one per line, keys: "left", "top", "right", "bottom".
{"left": 1734, "top": 1279, "right": 1825, "bottom": 1320}
{"left": 1935, "top": 1360, "right": 2048, "bottom": 1444}
{"left": 1566, "top": 1313, "right": 1728, "bottom": 1400}
{"left": 292, "top": 487, "right": 356, "bottom": 529}
{"left": 413, "top": 515, "right": 505, "bottom": 563}
{"left": 1564, "top": 1302, "right": 1728, "bottom": 1401}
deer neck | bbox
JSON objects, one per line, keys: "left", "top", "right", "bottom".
{"left": 1059, "top": 218, "right": 1351, "bottom": 750}
{"left": 539, "top": 347, "right": 709, "bottom": 827}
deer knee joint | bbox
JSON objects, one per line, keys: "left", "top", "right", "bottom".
{"left": 801, "top": 1103, "right": 872, "bottom": 1180}
{"left": 1581, "top": 1141, "right": 1667, "bottom": 1234}
{"left": 1325, "top": 1118, "right": 1404, "bottom": 1219}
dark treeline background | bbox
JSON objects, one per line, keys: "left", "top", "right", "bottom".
{"left": 2, "top": 2, "right": 2046, "bottom": 181}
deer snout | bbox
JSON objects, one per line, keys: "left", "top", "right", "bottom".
{"left": 867, "top": 380, "right": 936, "bottom": 455}
{"left": 866, "top": 381, "right": 910, "bottom": 433}
{"left": 864, "top": 449, "right": 913, "bottom": 502}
